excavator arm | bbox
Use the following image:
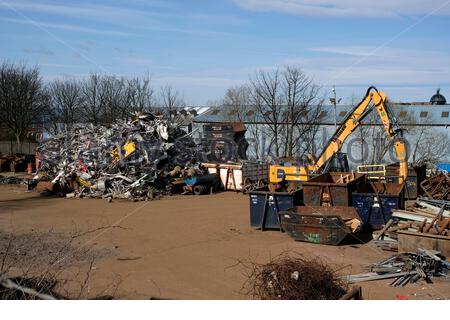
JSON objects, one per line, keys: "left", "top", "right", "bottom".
{"left": 309, "top": 86, "right": 408, "bottom": 183}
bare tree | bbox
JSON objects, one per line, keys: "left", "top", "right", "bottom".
{"left": 159, "top": 85, "right": 184, "bottom": 119}
{"left": 404, "top": 114, "right": 449, "bottom": 166}
{"left": 223, "top": 84, "right": 251, "bottom": 121}
{"left": 247, "top": 87, "right": 265, "bottom": 159}
{"left": 250, "top": 69, "right": 284, "bottom": 157}
{"left": 349, "top": 108, "right": 393, "bottom": 166}
{"left": 0, "top": 63, "right": 48, "bottom": 143}
{"left": 57, "top": 74, "right": 156, "bottom": 126}
{"left": 79, "top": 74, "right": 107, "bottom": 126}
{"left": 124, "top": 76, "right": 155, "bottom": 114}
{"left": 281, "top": 66, "right": 323, "bottom": 158}
{"left": 222, "top": 85, "right": 264, "bottom": 159}
{"left": 411, "top": 128, "right": 449, "bottom": 165}
{"left": 46, "top": 79, "right": 83, "bottom": 134}
{"left": 101, "top": 75, "right": 126, "bottom": 123}
{"left": 250, "top": 66, "right": 323, "bottom": 159}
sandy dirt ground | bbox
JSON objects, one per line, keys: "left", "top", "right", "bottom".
{"left": 0, "top": 184, "right": 448, "bottom": 300}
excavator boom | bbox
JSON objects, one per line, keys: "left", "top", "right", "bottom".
{"left": 268, "top": 87, "right": 408, "bottom": 186}
{"left": 310, "top": 86, "right": 408, "bottom": 183}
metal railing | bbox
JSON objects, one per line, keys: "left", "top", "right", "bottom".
{"left": 357, "top": 164, "right": 386, "bottom": 180}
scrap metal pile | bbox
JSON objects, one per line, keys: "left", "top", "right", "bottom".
{"left": 420, "top": 172, "right": 450, "bottom": 200}
{"left": 344, "top": 249, "right": 450, "bottom": 287}
{"left": 386, "top": 199, "right": 449, "bottom": 236}
{"left": 372, "top": 197, "right": 450, "bottom": 253}
{"left": 36, "top": 113, "right": 204, "bottom": 201}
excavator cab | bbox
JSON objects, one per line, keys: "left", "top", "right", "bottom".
{"left": 328, "top": 152, "right": 349, "bottom": 172}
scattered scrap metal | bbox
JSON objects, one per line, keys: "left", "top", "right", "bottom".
{"left": 420, "top": 172, "right": 450, "bottom": 200}
{"left": 35, "top": 112, "right": 205, "bottom": 201}
{"left": 372, "top": 197, "right": 450, "bottom": 254}
{"left": 343, "top": 248, "right": 450, "bottom": 287}
{"left": 0, "top": 174, "right": 28, "bottom": 185}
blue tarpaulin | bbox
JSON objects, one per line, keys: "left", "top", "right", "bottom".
{"left": 436, "top": 163, "right": 450, "bottom": 173}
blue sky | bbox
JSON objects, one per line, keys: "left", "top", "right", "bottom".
{"left": 1, "top": 0, "right": 450, "bottom": 104}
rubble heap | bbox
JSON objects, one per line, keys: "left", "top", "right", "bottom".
{"left": 36, "top": 113, "right": 204, "bottom": 200}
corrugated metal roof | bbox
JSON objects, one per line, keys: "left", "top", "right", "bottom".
{"left": 193, "top": 104, "right": 450, "bottom": 126}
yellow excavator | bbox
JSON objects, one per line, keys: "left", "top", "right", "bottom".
{"left": 269, "top": 86, "right": 408, "bottom": 188}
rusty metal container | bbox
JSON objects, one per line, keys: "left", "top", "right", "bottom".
{"left": 278, "top": 206, "right": 361, "bottom": 245}
{"left": 302, "top": 172, "right": 365, "bottom": 206}
{"left": 352, "top": 182, "right": 404, "bottom": 229}
{"left": 385, "top": 163, "right": 426, "bottom": 199}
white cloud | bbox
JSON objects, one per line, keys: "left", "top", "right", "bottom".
{"left": 284, "top": 46, "right": 450, "bottom": 87}
{"left": 0, "top": 17, "right": 135, "bottom": 36}
{"left": 312, "top": 46, "right": 383, "bottom": 57}
{"left": 124, "top": 46, "right": 450, "bottom": 103}
{"left": 232, "top": 0, "right": 450, "bottom": 17}
{"left": 1, "top": 1, "right": 166, "bottom": 21}
{"left": 1, "top": 1, "right": 245, "bottom": 36}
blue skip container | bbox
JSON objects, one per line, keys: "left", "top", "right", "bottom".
{"left": 352, "top": 182, "right": 404, "bottom": 230}
{"left": 249, "top": 187, "right": 303, "bottom": 231}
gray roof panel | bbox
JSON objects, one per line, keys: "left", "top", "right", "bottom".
{"left": 193, "top": 104, "right": 450, "bottom": 126}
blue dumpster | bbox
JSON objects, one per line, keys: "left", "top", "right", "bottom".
{"left": 352, "top": 182, "right": 404, "bottom": 229}
{"left": 386, "top": 163, "right": 426, "bottom": 199}
{"left": 249, "top": 187, "right": 303, "bottom": 230}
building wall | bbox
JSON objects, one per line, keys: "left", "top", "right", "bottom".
{"left": 193, "top": 121, "right": 450, "bottom": 167}
{"left": 193, "top": 103, "right": 450, "bottom": 166}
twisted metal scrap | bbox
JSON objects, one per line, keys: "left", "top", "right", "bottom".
{"left": 242, "top": 253, "right": 347, "bottom": 300}
{"left": 0, "top": 273, "right": 56, "bottom": 300}
{"left": 36, "top": 113, "right": 202, "bottom": 200}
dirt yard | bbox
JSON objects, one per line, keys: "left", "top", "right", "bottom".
{"left": 0, "top": 184, "right": 448, "bottom": 299}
